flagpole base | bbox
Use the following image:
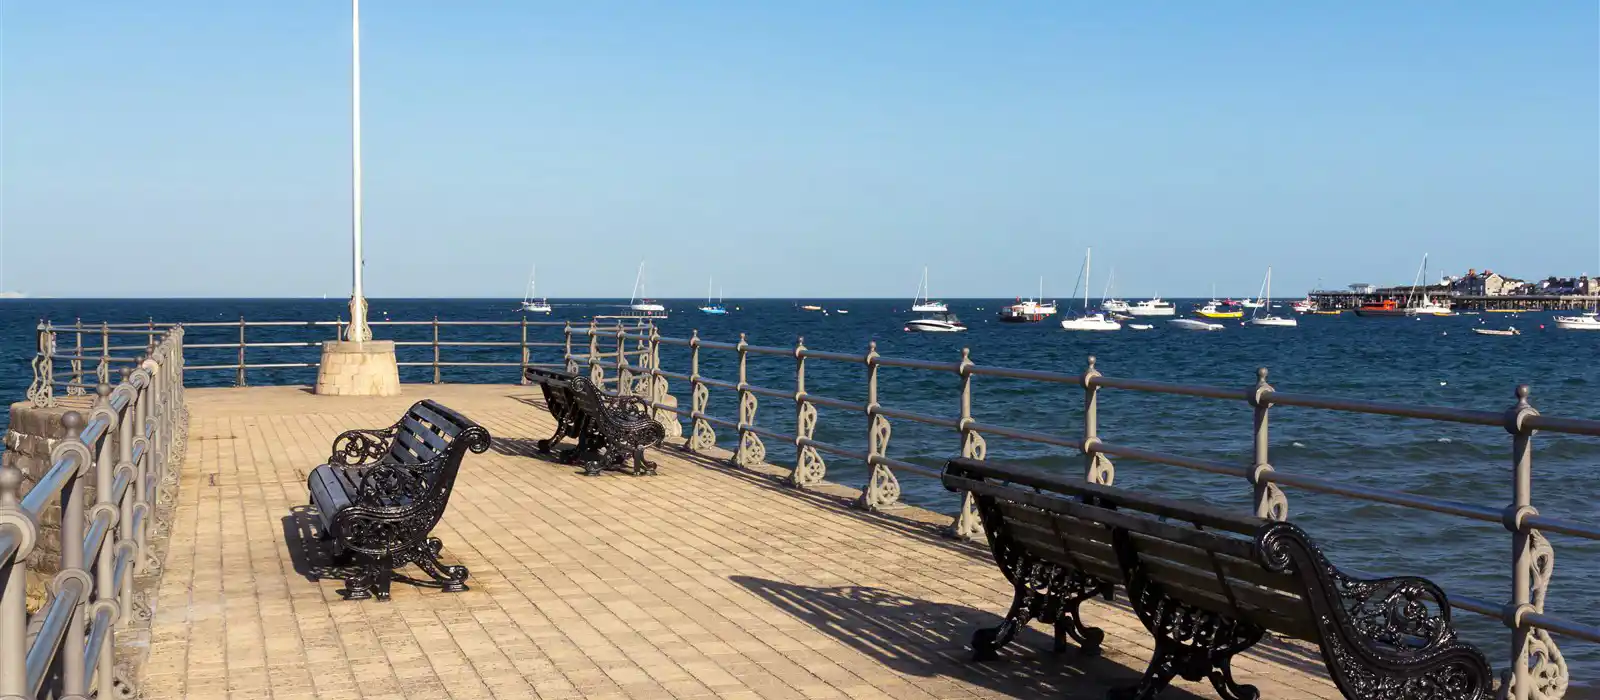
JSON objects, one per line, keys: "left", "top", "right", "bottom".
{"left": 315, "top": 340, "right": 400, "bottom": 396}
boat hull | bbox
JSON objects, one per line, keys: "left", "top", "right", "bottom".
{"left": 1170, "top": 319, "right": 1224, "bottom": 331}
{"left": 1127, "top": 306, "right": 1176, "bottom": 317}
{"left": 1060, "top": 319, "right": 1121, "bottom": 331}
{"left": 905, "top": 320, "right": 966, "bottom": 332}
{"left": 1354, "top": 308, "right": 1413, "bottom": 317}
{"left": 1248, "top": 317, "right": 1298, "bottom": 327}
{"left": 1554, "top": 316, "right": 1600, "bottom": 330}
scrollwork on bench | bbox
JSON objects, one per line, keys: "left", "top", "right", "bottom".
{"left": 329, "top": 425, "right": 399, "bottom": 468}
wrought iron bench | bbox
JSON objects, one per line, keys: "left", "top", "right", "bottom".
{"left": 523, "top": 366, "right": 585, "bottom": 457}
{"left": 564, "top": 375, "right": 665, "bottom": 476}
{"left": 943, "top": 457, "right": 1493, "bottom": 700}
{"left": 306, "top": 399, "right": 491, "bottom": 600}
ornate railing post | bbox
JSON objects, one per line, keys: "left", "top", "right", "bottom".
{"left": 0, "top": 452, "right": 34, "bottom": 698}
{"left": 857, "top": 342, "right": 899, "bottom": 511}
{"left": 563, "top": 322, "right": 577, "bottom": 374}
{"left": 1501, "top": 386, "right": 1565, "bottom": 700}
{"left": 432, "top": 316, "right": 442, "bottom": 384}
{"left": 687, "top": 331, "right": 715, "bottom": 452}
{"left": 949, "top": 347, "right": 984, "bottom": 539}
{"left": 615, "top": 326, "right": 632, "bottom": 396}
{"left": 1082, "top": 356, "right": 1113, "bottom": 485}
{"left": 519, "top": 316, "right": 530, "bottom": 383}
{"left": 587, "top": 320, "right": 602, "bottom": 386}
{"left": 789, "top": 337, "right": 825, "bottom": 488}
{"left": 734, "top": 334, "right": 765, "bottom": 467}
{"left": 69, "top": 319, "right": 85, "bottom": 396}
{"left": 27, "top": 320, "right": 55, "bottom": 408}
{"left": 236, "top": 317, "right": 247, "bottom": 387}
{"left": 135, "top": 356, "right": 158, "bottom": 574}
{"left": 1249, "top": 368, "right": 1287, "bottom": 520}
{"left": 98, "top": 322, "right": 110, "bottom": 387}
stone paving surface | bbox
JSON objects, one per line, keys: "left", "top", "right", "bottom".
{"left": 141, "top": 384, "right": 1341, "bottom": 699}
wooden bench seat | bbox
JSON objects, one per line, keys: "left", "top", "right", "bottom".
{"left": 943, "top": 457, "right": 1493, "bottom": 700}
{"left": 306, "top": 399, "right": 491, "bottom": 601}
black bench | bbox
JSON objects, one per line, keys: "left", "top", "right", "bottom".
{"left": 943, "top": 457, "right": 1492, "bottom": 700}
{"left": 524, "top": 366, "right": 585, "bottom": 456}
{"left": 307, "top": 400, "right": 491, "bottom": 601}
{"left": 562, "top": 375, "right": 666, "bottom": 476}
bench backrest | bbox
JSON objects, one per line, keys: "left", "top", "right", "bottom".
{"left": 524, "top": 367, "right": 579, "bottom": 420}
{"left": 567, "top": 375, "right": 616, "bottom": 429}
{"left": 943, "top": 457, "right": 1317, "bottom": 641}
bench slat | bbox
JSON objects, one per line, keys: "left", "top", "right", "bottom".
{"left": 393, "top": 428, "right": 440, "bottom": 465}
{"left": 1125, "top": 531, "right": 1299, "bottom": 593}
{"left": 996, "top": 512, "right": 1124, "bottom": 584}
{"left": 401, "top": 415, "right": 452, "bottom": 453}
{"left": 1128, "top": 553, "right": 1318, "bottom": 641}
{"left": 411, "top": 402, "right": 469, "bottom": 438}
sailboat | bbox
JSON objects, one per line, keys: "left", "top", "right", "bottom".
{"left": 1247, "top": 267, "right": 1297, "bottom": 327}
{"left": 520, "top": 265, "right": 552, "bottom": 313}
{"left": 1061, "top": 249, "right": 1121, "bottom": 331}
{"left": 629, "top": 261, "right": 666, "bottom": 314}
{"left": 1100, "top": 268, "right": 1129, "bottom": 313}
{"left": 1409, "top": 254, "right": 1453, "bottom": 316}
{"left": 910, "top": 267, "right": 947, "bottom": 312}
{"left": 699, "top": 278, "right": 727, "bottom": 315}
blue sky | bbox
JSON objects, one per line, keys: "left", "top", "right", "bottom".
{"left": 3, "top": 2, "right": 1596, "bottom": 299}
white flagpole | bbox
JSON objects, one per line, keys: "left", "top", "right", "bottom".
{"left": 347, "top": 0, "right": 371, "bottom": 342}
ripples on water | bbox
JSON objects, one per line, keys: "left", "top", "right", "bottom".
{"left": 3, "top": 298, "right": 1596, "bottom": 677}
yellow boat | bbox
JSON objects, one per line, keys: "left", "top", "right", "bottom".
{"left": 1196, "top": 301, "right": 1244, "bottom": 319}
{"left": 1313, "top": 309, "right": 1343, "bottom": 315}
{"left": 1486, "top": 309, "right": 1522, "bottom": 313}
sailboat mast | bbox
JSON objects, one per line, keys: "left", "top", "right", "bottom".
{"left": 1084, "top": 248, "right": 1092, "bottom": 310}
{"left": 631, "top": 262, "right": 644, "bottom": 304}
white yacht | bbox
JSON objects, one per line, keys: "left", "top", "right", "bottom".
{"left": 1099, "top": 269, "right": 1129, "bottom": 313}
{"left": 1061, "top": 249, "right": 1121, "bottom": 331}
{"left": 1128, "top": 298, "right": 1177, "bottom": 317}
{"left": 905, "top": 311, "right": 967, "bottom": 333}
{"left": 1555, "top": 311, "right": 1600, "bottom": 330}
{"left": 1246, "top": 267, "right": 1297, "bottom": 327}
{"left": 629, "top": 261, "right": 666, "bottom": 314}
{"left": 910, "top": 267, "right": 947, "bottom": 313}
{"left": 1170, "top": 318, "right": 1225, "bottom": 331}
{"left": 520, "top": 265, "right": 552, "bottom": 314}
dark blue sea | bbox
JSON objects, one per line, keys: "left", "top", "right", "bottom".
{"left": 5, "top": 297, "right": 1597, "bottom": 679}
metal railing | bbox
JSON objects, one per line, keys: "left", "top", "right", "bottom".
{"left": 26, "top": 317, "right": 650, "bottom": 405}
{"left": 3, "top": 326, "right": 187, "bottom": 700}
{"left": 571, "top": 326, "right": 1593, "bottom": 699}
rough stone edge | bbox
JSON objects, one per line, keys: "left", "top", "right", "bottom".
{"left": 113, "top": 416, "right": 189, "bottom": 698}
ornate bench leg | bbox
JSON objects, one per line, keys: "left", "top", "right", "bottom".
{"left": 536, "top": 418, "right": 567, "bottom": 453}
{"left": 1110, "top": 640, "right": 1181, "bottom": 700}
{"left": 344, "top": 558, "right": 394, "bottom": 601}
{"left": 412, "top": 537, "right": 470, "bottom": 593}
{"left": 632, "top": 444, "right": 657, "bottom": 476}
{"left": 972, "top": 585, "right": 1036, "bottom": 662}
{"left": 1053, "top": 600, "right": 1105, "bottom": 657}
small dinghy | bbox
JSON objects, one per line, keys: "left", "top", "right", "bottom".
{"left": 1127, "top": 323, "right": 1154, "bottom": 331}
{"left": 1472, "top": 327, "right": 1520, "bottom": 336}
{"left": 1170, "top": 318, "right": 1225, "bottom": 331}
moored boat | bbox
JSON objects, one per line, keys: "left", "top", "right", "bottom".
{"left": 1170, "top": 318, "right": 1225, "bottom": 331}
{"left": 1246, "top": 267, "right": 1298, "bottom": 327}
{"left": 1554, "top": 311, "right": 1600, "bottom": 330}
{"left": 1128, "top": 298, "right": 1177, "bottom": 317}
{"left": 698, "top": 278, "right": 727, "bottom": 315}
{"left": 1195, "top": 300, "right": 1244, "bottom": 319}
{"left": 1354, "top": 299, "right": 1413, "bottom": 317}
{"left": 910, "top": 267, "right": 947, "bottom": 313}
{"left": 520, "top": 264, "right": 552, "bottom": 314}
{"left": 1472, "top": 327, "right": 1520, "bottom": 336}
{"left": 629, "top": 261, "right": 666, "bottom": 314}
{"left": 1061, "top": 249, "right": 1121, "bottom": 331}
{"left": 905, "top": 312, "right": 967, "bottom": 333}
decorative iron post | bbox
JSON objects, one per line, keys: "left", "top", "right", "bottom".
{"left": 236, "top": 316, "right": 247, "bottom": 386}
{"left": 27, "top": 321, "right": 55, "bottom": 407}
{"left": 857, "top": 341, "right": 899, "bottom": 511}
{"left": 1249, "top": 368, "right": 1287, "bottom": 520}
{"left": 432, "top": 316, "right": 442, "bottom": 384}
{"left": 99, "top": 322, "right": 111, "bottom": 387}
{"left": 0, "top": 451, "right": 33, "bottom": 698}
{"left": 688, "top": 330, "right": 715, "bottom": 451}
{"left": 563, "top": 321, "right": 577, "bottom": 374}
{"left": 615, "top": 326, "right": 631, "bottom": 396}
{"left": 789, "top": 337, "right": 825, "bottom": 488}
{"left": 949, "top": 347, "right": 984, "bottom": 539}
{"left": 1082, "top": 356, "right": 1113, "bottom": 486}
{"left": 734, "top": 334, "right": 764, "bottom": 466}
{"left": 587, "top": 320, "right": 602, "bottom": 386}
{"left": 1502, "top": 385, "right": 1566, "bottom": 699}
{"left": 519, "top": 316, "right": 530, "bottom": 383}
{"left": 69, "top": 319, "right": 85, "bottom": 396}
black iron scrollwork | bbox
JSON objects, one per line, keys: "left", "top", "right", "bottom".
{"left": 1257, "top": 522, "right": 1492, "bottom": 700}
{"left": 566, "top": 377, "right": 666, "bottom": 476}
{"left": 328, "top": 426, "right": 398, "bottom": 467}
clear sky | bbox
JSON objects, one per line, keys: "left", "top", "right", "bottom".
{"left": 2, "top": 2, "right": 1596, "bottom": 299}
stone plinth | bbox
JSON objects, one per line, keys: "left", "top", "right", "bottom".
{"left": 5, "top": 400, "right": 96, "bottom": 612}
{"left": 314, "top": 340, "right": 400, "bottom": 396}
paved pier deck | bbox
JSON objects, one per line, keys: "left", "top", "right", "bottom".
{"left": 141, "top": 384, "right": 1341, "bottom": 699}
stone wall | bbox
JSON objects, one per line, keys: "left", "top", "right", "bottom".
{"left": 4, "top": 399, "right": 95, "bottom": 612}
{"left": 314, "top": 340, "right": 401, "bottom": 396}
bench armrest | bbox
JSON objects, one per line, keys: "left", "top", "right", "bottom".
{"left": 329, "top": 425, "right": 400, "bottom": 468}
{"left": 602, "top": 395, "right": 652, "bottom": 420}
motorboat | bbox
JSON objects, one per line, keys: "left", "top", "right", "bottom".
{"left": 998, "top": 299, "right": 1048, "bottom": 323}
{"left": 836, "top": 309, "right": 849, "bottom": 314}
{"left": 1472, "top": 327, "right": 1520, "bottom": 336}
{"left": 1240, "top": 299, "right": 1266, "bottom": 309}
{"left": 1127, "top": 323, "right": 1154, "bottom": 331}
{"left": 629, "top": 261, "right": 666, "bottom": 314}
{"left": 1128, "top": 298, "right": 1177, "bottom": 317}
{"left": 1246, "top": 267, "right": 1297, "bottom": 327}
{"left": 1195, "top": 300, "right": 1243, "bottom": 319}
{"left": 698, "top": 278, "right": 727, "bottom": 315}
{"left": 910, "top": 267, "right": 948, "bottom": 313}
{"left": 1314, "top": 309, "right": 1343, "bottom": 315}
{"left": 800, "top": 304, "right": 823, "bottom": 312}
{"left": 1291, "top": 298, "right": 1317, "bottom": 314}
{"left": 1554, "top": 311, "right": 1600, "bottom": 330}
{"left": 1061, "top": 249, "right": 1121, "bottom": 331}
{"left": 905, "top": 312, "right": 967, "bottom": 333}
{"left": 1412, "top": 294, "right": 1454, "bottom": 316}
{"left": 1354, "top": 299, "right": 1414, "bottom": 317}
{"left": 1170, "top": 318, "right": 1225, "bottom": 331}
{"left": 1102, "top": 299, "right": 1130, "bottom": 313}
{"left": 520, "top": 264, "right": 552, "bottom": 314}
{"left": 1099, "top": 269, "right": 1129, "bottom": 313}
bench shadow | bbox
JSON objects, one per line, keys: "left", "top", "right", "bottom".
{"left": 729, "top": 575, "right": 1214, "bottom": 699}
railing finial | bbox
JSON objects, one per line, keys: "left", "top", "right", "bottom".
{"left": 62, "top": 410, "right": 85, "bottom": 438}
{"left": 1087, "top": 355, "right": 1097, "bottom": 371}
{"left": 1257, "top": 367, "right": 1269, "bottom": 383}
